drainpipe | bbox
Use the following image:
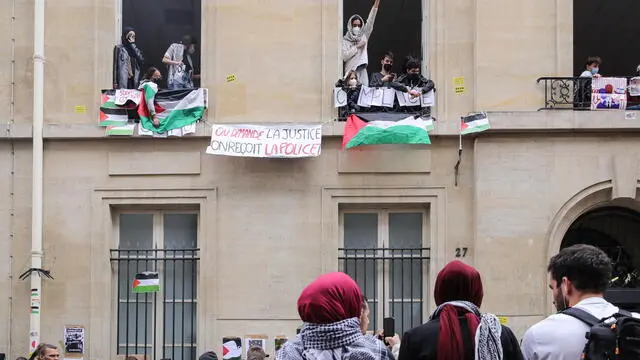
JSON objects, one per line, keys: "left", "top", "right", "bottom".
{"left": 29, "top": 0, "right": 45, "bottom": 354}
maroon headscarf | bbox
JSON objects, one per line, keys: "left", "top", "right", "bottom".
{"left": 433, "top": 261, "right": 484, "bottom": 360}
{"left": 297, "top": 272, "right": 363, "bottom": 324}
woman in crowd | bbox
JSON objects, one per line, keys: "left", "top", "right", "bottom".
{"left": 342, "top": 0, "right": 380, "bottom": 86}
{"left": 398, "top": 261, "right": 523, "bottom": 360}
{"left": 277, "top": 272, "right": 394, "bottom": 360}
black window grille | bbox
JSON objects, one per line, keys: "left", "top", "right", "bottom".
{"left": 110, "top": 248, "right": 199, "bottom": 360}
{"left": 339, "top": 247, "right": 430, "bottom": 334}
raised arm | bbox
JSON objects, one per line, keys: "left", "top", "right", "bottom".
{"left": 362, "top": 0, "right": 380, "bottom": 39}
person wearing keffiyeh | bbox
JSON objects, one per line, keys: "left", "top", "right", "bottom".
{"left": 398, "top": 261, "right": 523, "bottom": 360}
{"left": 277, "top": 272, "right": 394, "bottom": 360}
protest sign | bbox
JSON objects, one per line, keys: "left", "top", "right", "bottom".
{"left": 207, "top": 124, "right": 322, "bottom": 158}
{"left": 591, "top": 77, "right": 627, "bottom": 110}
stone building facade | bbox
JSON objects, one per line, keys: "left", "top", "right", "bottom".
{"left": 1, "top": 1, "right": 639, "bottom": 360}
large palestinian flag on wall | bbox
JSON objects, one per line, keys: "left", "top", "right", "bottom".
{"left": 138, "top": 83, "right": 207, "bottom": 133}
{"left": 342, "top": 113, "right": 433, "bottom": 150}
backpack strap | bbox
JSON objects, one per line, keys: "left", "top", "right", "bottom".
{"left": 562, "top": 307, "right": 601, "bottom": 327}
{"left": 616, "top": 309, "right": 633, "bottom": 318}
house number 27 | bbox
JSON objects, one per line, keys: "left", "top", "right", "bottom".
{"left": 455, "top": 247, "right": 468, "bottom": 258}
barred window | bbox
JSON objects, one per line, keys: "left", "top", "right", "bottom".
{"left": 111, "top": 212, "right": 199, "bottom": 360}
{"left": 339, "top": 209, "right": 429, "bottom": 335}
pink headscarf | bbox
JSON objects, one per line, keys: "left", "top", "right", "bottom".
{"left": 297, "top": 272, "right": 363, "bottom": 324}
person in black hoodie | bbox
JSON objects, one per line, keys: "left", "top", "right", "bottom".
{"left": 113, "top": 27, "right": 145, "bottom": 89}
{"left": 398, "top": 261, "right": 522, "bottom": 360}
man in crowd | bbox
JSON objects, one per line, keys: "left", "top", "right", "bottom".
{"left": 521, "top": 244, "right": 637, "bottom": 360}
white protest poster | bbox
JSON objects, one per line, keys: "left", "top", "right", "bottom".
{"left": 114, "top": 89, "right": 142, "bottom": 106}
{"left": 382, "top": 88, "right": 395, "bottom": 107}
{"left": 370, "top": 88, "right": 384, "bottom": 106}
{"left": 245, "top": 335, "right": 267, "bottom": 357}
{"left": 591, "top": 77, "right": 628, "bottom": 110}
{"left": 357, "top": 86, "right": 374, "bottom": 107}
{"left": 333, "top": 88, "right": 347, "bottom": 108}
{"left": 64, "top": 325, "right": 85, "bottom": 357}
{"left": 402, "top": 88, "right": 422, "bottom": 107}
{"left": 629, "top": 77, "right": 640, "bottom": 97}
{"left": 206, "top": 124, "right": 323, "bottom": 158}
{"left": 421, "top": 90, "right": 435, "bottom": 107}
{"left": 395, "top": 90, "right": 406, "bottom": 107}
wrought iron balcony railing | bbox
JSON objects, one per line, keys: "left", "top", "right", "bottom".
{"left": 536, "top": 76, "right": 640, "bottom": 111}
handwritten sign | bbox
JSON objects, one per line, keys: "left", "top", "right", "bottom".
{"left": 206, "top": 124, "right": 322, "bottom": 158}
{"left": 74, "top": 105, "right": 87, "bottom": 113}
{"left": 115, "top": 89, "right": 142, "bottom": 105}
{"left": 226, "top": 74, "right": 237, "bottom": 82}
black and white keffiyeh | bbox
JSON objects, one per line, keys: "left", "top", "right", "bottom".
{"left": 430, "top": 301, "right": 503, "bottom": 360}
{"left": 276, "top": 318, "right": 393, "bottom": 360}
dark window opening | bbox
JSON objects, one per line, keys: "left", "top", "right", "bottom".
{"left": 342, "top": 0, "right": 422, "bottom": 77}
{"left": 122, "top": 0, "right": 202, "bottom": 89}
{"left": 573, "top": 0, "right": 640, "bottom": 77}
{"left": 561, "top": 206, "right": 640, "bottom": 311}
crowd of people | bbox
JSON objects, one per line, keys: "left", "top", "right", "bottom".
{"left": 274, "top": 244, "right": 640, "bottom": 360}
{"left": 21, "top": 244, "right": 640, "bottom": 360}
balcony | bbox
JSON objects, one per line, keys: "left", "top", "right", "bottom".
{"left": 536, "top": 76, "right": 640, "bottom": 111}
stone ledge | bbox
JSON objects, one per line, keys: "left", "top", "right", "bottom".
{"left": 0, "top": 110, "right": 639, "bottom": 140}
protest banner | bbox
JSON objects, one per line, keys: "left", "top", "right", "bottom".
{"left": 206, "top": 124, "right": 322, "bottom": 158}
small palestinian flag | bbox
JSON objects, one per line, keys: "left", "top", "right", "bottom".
{"left": 342, "top": 113, "right": 433, "bottom": 150}
{"left": 132, "top": 272, "right": 160, "bottom": 293}
{"left": 138, "top": 83, "right": 207, "bottom": 134}
{"left": 99, "top": 90, "right": 139, "bottom": 126}
{"left": 460, "top": 112, "right": 490, "bottom": 135}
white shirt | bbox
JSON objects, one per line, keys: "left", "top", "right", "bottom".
{"left": 521, "top": 297, "right": 639, "bottom": 360}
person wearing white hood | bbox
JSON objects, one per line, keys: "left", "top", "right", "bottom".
{"left": 342, "top": 0, "right": 381, "bottom": 87}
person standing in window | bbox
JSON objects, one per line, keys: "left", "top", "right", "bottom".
{"left": 579, "top": 56, "right": 602, "bottom": 78}
{"left": 370, "top": 51, "right": 399, "bottom": 88}
{"left": 342, "top": 0, "right": 381, "bottom": 87}
{"left": 113, "top": 27, "right": 145, "bottom": 89}
{"left": 162, "top": 35, "right": 198, "bottom": 90}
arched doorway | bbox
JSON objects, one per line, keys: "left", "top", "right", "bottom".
{"left": 561, "top": 206, "right": 640, "bottom": 311}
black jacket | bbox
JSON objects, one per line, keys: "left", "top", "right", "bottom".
{"left": 398, "top": 316, "right": 523, "bottom": 360}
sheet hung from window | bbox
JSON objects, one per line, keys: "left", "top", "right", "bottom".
{"left": 118, "top": 214, "right": 154, "bottom": 356}
{"left": 388, "top": 212, "right": 423, "bottom": 334}
{"left": 163, "top": 214, "right": 198, "bottom": 360}
{"left": 343, "top": 213, "right": 378, "bottom": 330}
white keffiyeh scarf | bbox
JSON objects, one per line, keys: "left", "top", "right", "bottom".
{"left": 430, "top": 301, "right": 503, "bottom": 360}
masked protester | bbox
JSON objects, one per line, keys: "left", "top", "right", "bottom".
{"left": 162, "top": 35, "right": 198, "bottom": 90}
{"left": 113, "top": 27, "right": 145, "bottom": 89}
{"left": 138, "top": 67, "right": 163, "bottom": 127}
{"left": 342, "top": 0, "right": 381, "bottom": 86}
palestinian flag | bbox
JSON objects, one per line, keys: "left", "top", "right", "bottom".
{"left": 342, "top": 113, "right": 433, "bottom": 150}
{"left": 105, "top": 124, "right": 135, "bottom": 136}
{"left": 138, "top": 83, "right": 207, "bottom": 133}
{"left": 132, "top": 272, "right": 160, "bottom": 293}
{"left": 222, "top": 337, "right": 242, "bottom": 360}
{"left": 99, "top": 90, "right": 135, "bottom": 126}
{"left": 460, "top": 112, "right": 490, "bottom": 135}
